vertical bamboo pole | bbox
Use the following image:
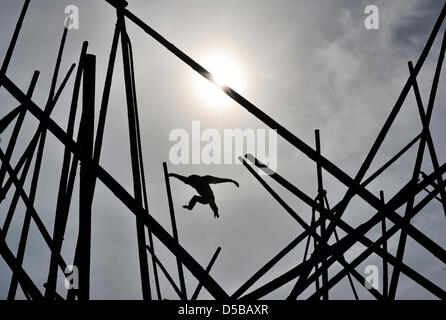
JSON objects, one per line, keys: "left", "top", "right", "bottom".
{"left": 315, "top": 129, "right": 328, "bottom": 300}
{"left": 380, "top": 191, "right": 388, "bottom": 299}
{"left": 163, "top": 162, "right": 187, "bottom": 299}
{"left": 77, "top": 53, "right": 96, "bottom": 300}
{"left": 9, "top": 26, "right": 69, "bottom": 300}
{"left": 47, "top": 42, "right": 87, "bottom": 299}
{"left": 118, "top": 11, "right": 151, "bottom": 300}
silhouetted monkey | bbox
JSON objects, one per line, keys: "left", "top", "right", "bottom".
{"left": 168, "top": 173, "right": 239, "bottom": 218}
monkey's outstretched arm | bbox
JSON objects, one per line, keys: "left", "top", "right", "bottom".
{"left": 203, "top": 175, "right": 239, "bottom": 187}
{"left": 168, "top": 173, "right": 189, "bottom": 184}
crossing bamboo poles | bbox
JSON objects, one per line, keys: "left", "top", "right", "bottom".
{"left": 240, "top": 156, "right": 381, "bottom": 299}
{"left": 241, "top": 155, "right": 446, "bottom": 299}
{"left": 103, "top": 0, "right": 446, "bottom": 298}
{"left": 314, "top": 130, "right": 328, "bottom": 300}
{"left": 191, "top": 247, "right": 221, "bottom": 300}
{"left": 163, "top": 162, "right": 188, "bottom": 300}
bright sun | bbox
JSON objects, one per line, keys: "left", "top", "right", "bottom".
{"left": 193, "top": 55, "right": 243, "bottom": 108}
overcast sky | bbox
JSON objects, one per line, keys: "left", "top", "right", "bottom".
{"left": 0, "top": 0, "right": 446, "bottom": 300}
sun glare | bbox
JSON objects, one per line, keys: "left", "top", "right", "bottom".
{"left": 193, "top": 54, "right": 243, "bottom": 108}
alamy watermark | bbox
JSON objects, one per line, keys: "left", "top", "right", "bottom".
{"left": 64, "top": 264, "right": 79, "bottom": 290}
{"left": 64, "top": 5, "right": 79, "bottom": 30}
{"left": 364, "top": 264, "right": 379, "bottom": 290}
{"left": 169, "top": 121, "right": 278, "bottom": 174}
{"left": 364, "top": 5, "right": 379, "bottom": 30}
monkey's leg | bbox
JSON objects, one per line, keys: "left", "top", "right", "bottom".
{"left": 183, "top": 195, "right": 207, "bottom": 210}
{"left": 209, "top": 200, "right": 219, "bottom": 218}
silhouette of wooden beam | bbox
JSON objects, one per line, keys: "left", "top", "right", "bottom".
{"left": 105, "top": 1, "right": 446, "bottom": 247}
{"left": 243, "top": 187, "right": 442, "bottom": 300}
{"left": 0, "top": 229, "right": 42, "bottom": 300}
{"left": 43, "top": 283, "right": 64, "bottom": 301}
{"left": 48, "top": 27, "right": 69, "bottom": 102}
{"left": 232, "top": 234, "right": 306, "bottom": 299}
{"left": 1, "top": 150, "right": 34, "bottom": 237}
{"left": 389, "top": 33, "right": 446, "bottom": 299}
{"left": 0, "top": 72, "right": 39, "bottom": 238}
{"left": 308, "top": 181, "right": 446, "bottom": 300}
{"left": 119, "top": 13, "right": 152, "bottom": 301}
{"left": 361, "top": 133, "right": 421, "bottom": 187}
{"left": 314, "top": 130, "right": 328, "bottom": 300}
{"left": 76, "top": 53, "right": 96, "bottom": 300}
{"left": 299, "top": 177, "right": 446, "bottom": 300}
{"left": 7, "top": 26, "right": 74, "bottom": 298}
{"left": 7, "top": 131, "right": 46, "bottom": 300}
{"left": 2, "top": 0, "right": 445, "bottom": 300}
{"left": 146, "top": 245, "right": 182, "bottom": 299}
{"left": 0, "top": 105, "right": 24, "bottom": 134}
{"left": 112, "top": 16, "right": 161, "bottom": 300}
{"left": 93, "top": 22, "right": 119, "bottom": 163}
{"left": 163, "top": 162, "right": 188, "bottom": 300}
{"left": 321, "top": 193, "right": 359, "bottom": 300}
{"left": 0, "top": 62, "right": 75, "bottom": 202}
{"left": 241, "top": 157, "right": 383, "bottom": 299}
{"left": 124, "top": 28, "right": 163, "bottom": 300}
{"left": 0, "top": 148, "right": 69, "bottom": 275}
{"left": 246, "top": 154, "right": 446, "bottom": 268}
{"left": 420, "top": 172, "right": 443, "bottom": 202}
{"left": 242, "top": 166, "right": 446, "bottom": 299}
{"left": 308, "top": 206, "right": 321, "bottom": 294}
{"left": 303, "top": 206, "right": 316, "bottom": 263}
{"left": 0, "top": 74, "right": 229, "bottom": 299}
{"left": 191, "top": 247, "right": 221, "bottom": 300}
{"left": 246, "top": 147, "right": 442, "bottom": 298}
{"left": 0, "top": 71, "right": 39, "bottom": 190}
{"left": 295, "top": 11, "right": 446, "bottom": 297}
{"left": 380, "top": 191, "right": 388, "bottom": 299}
{"left": 409, "top": 61, "right": 446, "bottom": 214}
{"left": 47, "top": 42, "right": 87, "bottom": 300}
{"left": 319, "top": 0, "right": 446, "bottom": 250}
{"left": 242, "top": 157, "right": 320, "bottom": 234}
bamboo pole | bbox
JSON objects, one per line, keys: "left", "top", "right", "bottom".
{"left": 315, "top": 130, "right": 328, "bottom": 300}
{"left": 1, "top": 73, "right": 229, "bottom": 299}
{"left": 47, "top": 42, "right": 87, "bottom": 299}
{"left": 191, "top": 247, "right": 221, "bottom": 300}
{"left": 118, "top": 12, "right": 151, "bottom": 300}
{"left": 163, "top": 162, "right": 187, "bottom": 300}
{"left": 380, "top": 191, "right": 388, "bottom": 299}
{"left": 389, "top": 33, "right": 446, "bottom": 299}
{"left": 77, "top": 53, "right": 96, "bottom": 300}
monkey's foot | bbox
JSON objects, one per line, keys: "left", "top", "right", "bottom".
{"left": 182, "top": 205, "right": 191, "bottom": 210}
